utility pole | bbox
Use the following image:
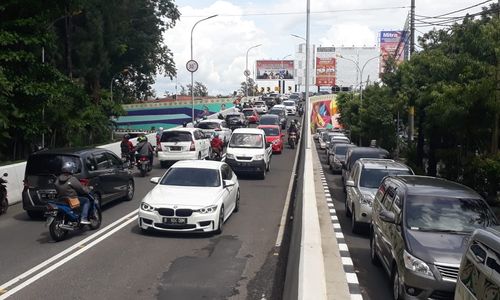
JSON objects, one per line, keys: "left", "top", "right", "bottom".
{"left": 408, "top": 0, "right": 416, "bottom": 143}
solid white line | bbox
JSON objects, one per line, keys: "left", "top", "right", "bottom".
{"left": 345, "top": 273, "right": 359, "bottom": 284}
{"left": 333, "top": 223, "right": 341, "bottom": 229}
{"left": 338, "top": 243, "right": 348, "bottom": 251}
{"left": 336, "top": 232, "right": 344, "bottom": 239}
{"left": 0, "top": 209, "right": 138, "bottom": 292}
{"left": 0, "top": 215, "right": 138, "bottom": 299}
{"left": 341, "top": 257, "right": 353, "bottom": 266}
{"left": 351, "top": 294, "right": 363, "bottom": 300}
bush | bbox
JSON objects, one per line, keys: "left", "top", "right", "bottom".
{"left": 463, "top": 153, "right": 500, "bottom": 205}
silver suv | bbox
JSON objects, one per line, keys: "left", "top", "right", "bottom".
{"left": 345, "top": 158, "right": 413, "bottom": 233}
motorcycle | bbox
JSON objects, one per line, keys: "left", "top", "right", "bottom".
{"left": 0, "top": 173, "right": 8, "bottom": 215}
{"left": 288, "top": 132, "right": 297, "bottom": 149}
{"left": 137, "top": 155, "right": 151, "bottom": 177}
{"left": 210, "top": 147, "right": 223, "bottom": 161}
{"left": 121, "top": 153, "right": 132, "bottom": 169}
{"left": 45, "top": 193, "right": 101, "bottom": 242}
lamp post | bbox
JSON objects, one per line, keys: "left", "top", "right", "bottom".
{"left": 190, "top": 14, "right": 217, "bottom": 123}
{"left": 359, "top": 55, "right": 380, "bottom": 107}
{"left": 335, "top": 54, "right": 361, "bottom": 91}
{"left": 245, "top": 44, "right": 262, "bottom": 99}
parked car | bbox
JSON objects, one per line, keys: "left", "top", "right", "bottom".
{"left": 22, "top": 148, "right": 135, "bottom": 219}
{"left": 314, "top": 128, "right": 328, "bottom": 141}
{"left": 267, "top": 108, "right": 287, "bottom": 129}
{"left": 328, "top": 143, "right": 357, "bottom": 172}
{"left": 138, "top": 160, "right": 240, "bottom": 234}
{"left": 196, "top": 119, "right": 231, "bottom": 145}
{"left": 253, "top": 101, "right": 268, "bottom": 114}
{"left": 224, "top": 128, "right": 272, "bottom": 179}
{"left": 258, "top": 125, "right": 284, "bottom": 154}
{"left": 325, "top": 136, "right": 350, "bottom": 156}
{"left": 345, "top": 159, "right": 414, "bottom": 233}
{"left": 157, "top": 128, "right": 211, "bottom": 168}
{"left": 282, "top": 100, "right": 297, "bottom": 115}
{"left": 455, "top": 226, "right": 500, "bottom": 300}
{"left": 342, "top": 147, "right": 390, "bottom": 186}
{"left": 370, "top": 176, "right": 497, "bottom": 300}
{"left": 259, "top": 114, "right": 281, "bottom": 128}
{"left": 318, "top": 131, "right": 333, "bottom": 149}
{"left": 225, "top": 112, "right": 248, "bottom": 131}
{"left": 325, "top": 133, "right": 349, "bottom": 153}
{"left": 242, "top": 108, "right": 260, "bottom": 124}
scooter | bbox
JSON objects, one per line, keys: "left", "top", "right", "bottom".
{"left": 45, "top": 193, "right": 101, "bottom": 242}
{"left": 0, "top": 173, "right": 8, "bottom": 215}
{"left": 210, "top": 147, "right": 223, "bottom": 161}
{"left": 288, "top": 132, "right": 297, "bottom": 149}
{"left": 137, "top": 155, "right": 151, "bottom": 177}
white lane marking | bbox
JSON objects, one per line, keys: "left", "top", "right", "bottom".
{"left": 338, "top": 243, "right": 349, "bottom": 251}
{"left": 345, "top": 273, "right": 359, "bottom": 284}
{"left": 0, "top": 209, "right": 138, "bottom": 292}
{"left": 351, "top": 294, "right": 363, "bottom": 300}
{"left": 0, "top": 214, "right": 138, "bottom": 299}
{"left": 342, "top": 257, "right": 353, "bottom": 266}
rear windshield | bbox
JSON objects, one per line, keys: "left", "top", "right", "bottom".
{"left": 261, "top": 127, "right": 279, "bottom": 136}
{"left": 289, "top": 94, "right": 299, "bottom": 99}
{"left": 359, "top": 168, "right": 412, "bottom": 188}
{"left": 26, "top": 154, "right": 82, "bottom": 175}
{"left": 161, "top": 131, "right": 192, "bottom": 142}
{"left": 161, "top": 168, "right": 220, "bottom": 187}
{"left": 334, "top": 145, "right": 355, "bottom": 155}
{"left": 268, "top": 110, "right": 284, "bottom": 116}
{"left": 242, "top": 110, "right": 255, "bottom": 116}
{"left": 197, "top": 122, "right": 219, "bottom": 130}
{"left": 226, "top": 114, "right": 240, "bottom": 120}
{"left": 229, "top": 133, "right": 263, "bottom": 148}
{"left": 260, "top": 116, "right": 279, "bottom": 125}
{"left": 283, "top": 102, "right": 294, "bottom": 106}
{"left": 254, "top": 102, "right": 265, "bottom": 106}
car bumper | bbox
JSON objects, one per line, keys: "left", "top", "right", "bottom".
{"left": 400, "top": 267, "right": 456, "bottom": 299}
{"left": 138, "top": 209, "right": 219, "bottom": 233}
{"left": 225, "top": 158, "right": 266, "bottom": 173}
{"left": 158, "top": 151, "right": 197, "bottom": 162}
{"left": 22, "top": 189, "right": 48, "bottom": 211}
{"left": 272, "top": 143, "right": 282, "bottom": 153}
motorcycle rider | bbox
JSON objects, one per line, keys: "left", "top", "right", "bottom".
{"left": 54, "top": 161, "right": 91, "bottom": 224}
{"left": 210, "top": 132, "right": 224, "bottom": 158}
{"left": 120, "top": 134, "right": 134, "bottom": 166}
{"left": 288, "top": 120, "right": 300, "bottom": 140}
{"left": 135, "top": 135, "right": 154, "bottom": 170}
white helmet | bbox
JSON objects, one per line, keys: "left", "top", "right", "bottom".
{"left": 159, "top": 127, "right": 164, "bottom": 131}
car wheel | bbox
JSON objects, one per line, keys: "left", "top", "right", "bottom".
{"left": 392, "top": 267, "right": 403, "bottom": 300}
{"left": 345, "top": 197, "right": 351, "bottom": 217}
{"left": 215, "top": 205, "right": 224, "bottom": 234}
{"left": 124, "top": 180, "right": 134, "bottom": 201}
{"left": 370, "top": 230, "right": 381, "bottom": 266}
{"left": 234, "top": 189, "right": 240, "bottom": 213}
{"left": 266, "top": 160, "right": 270, "bottom": 172}
{"left": 351, "top": 206, "right": 360, "bottom": 234}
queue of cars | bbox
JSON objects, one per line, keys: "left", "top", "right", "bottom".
{"left": 315, "top": 126, "right": 500, "bottom": 300}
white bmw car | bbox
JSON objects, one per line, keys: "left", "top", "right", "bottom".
{"left": 138, "top": 160, "right": 240, "bottom": 234}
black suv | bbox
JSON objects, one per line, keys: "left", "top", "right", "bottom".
{"left": 22, "top": 148, "right": 135, "bottom": 219}
{"left": 225, "top": 112, "right": 248, "bottom": 131}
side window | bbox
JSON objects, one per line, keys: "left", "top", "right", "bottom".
{"left": 381, "top": 188, "right": 396, "bottom": 210}
{"left": 93, "top": 153, "right": 111, "bottom": 170}
{"left": 85, "top": 155, "right": 97, "bottom": 172}
{"left": 486, "top": 248, "right": 500, "bottom": 275}
{"left": 352, "top": 164, "right": 361, "bottom": 183}
{"left": 221, "top": 165, "right": 232, "bottom": 180}
{"left": 193, "top": 131, "right": 200, "bottom": 140}
{"left": 105, "top": 152, "right": 122, "bottom": 168}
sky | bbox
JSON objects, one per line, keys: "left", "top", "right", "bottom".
{"left": 152, "top": 0, "right": 494, "bottom": 96}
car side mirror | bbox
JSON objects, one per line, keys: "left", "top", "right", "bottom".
{"left": 345, "top": 180, "right": 355, "bottom": 187}
{"left": 379, "top": 210, "right": 396, "bottom": 224}
{"left": 150, "top": 177, "right": 160, "bottom": 184}
{"left": 223, "top": 180, "right": 235, "bottom": 188}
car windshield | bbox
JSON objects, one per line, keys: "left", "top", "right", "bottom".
{"left": 283, "top": 102, "right": 294, "bottom": 106}
{"left": 261, "top": 127, "right": 279, "bottom": 136}
{"left": 289, "top": 94, "right": 299, "bottom": 99}
{"left": 260, "top": 117, "right": 278, "bottom": 125}
{"left": 161, "top": 131, "right": 192, "bottom": 142}
{"left": 160, "top": 168, "right": 220, "bottom": 187}
{"left": 226, "top": 114, "right": 240, "bottom": 120}
{"left": 26, "top": 154, "right": 82, "bottom": 175}
{"left": 229, "top": 133, "right": 263, "bottom": 148}
{"left": 268, "top": 110, "right": 284, "bottom": 116}
{"left": 406, "top": 196, "right": 496, "bottom": 232}
{"left": 197, "top": 122, "right": 219, "bottom": 130}
{"left": 359, "top": 168, "right": 411, "bottom": 188}
{"left": 255, "top": 102, "right": 265, "bottom": 106}
{"left": 242, "top": 110, "right": 254, "bottom": 116}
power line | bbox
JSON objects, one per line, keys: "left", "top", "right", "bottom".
{"left": 415, "top": 7, "right": 500, "bottom": 27}
{"left": 416, "top": 0, "right": 492, "bottom": 20}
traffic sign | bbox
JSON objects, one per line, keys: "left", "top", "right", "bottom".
{"left": 186, "top": 60, "right": 199, "bottom": 73}
{"left": 244, "top": 69, "right": 251, "bottom": 77}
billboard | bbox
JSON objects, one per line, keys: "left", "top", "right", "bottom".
{"left": 379, "top": 31, "right": 408, "bottom": 74}
{"left": 315, "top": 57, "right": 336, "bottom": 87}
{"left": 256, "top": 60, "right": 294, "bottom": 80}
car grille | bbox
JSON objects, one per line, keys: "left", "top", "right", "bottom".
{"left": 175, "top": 209, "right": 193, "bottom": 217}
{"left": 429, "top": 290, "right": 454, "bottom": 300}
{"left": 435, "top": 263, "right": 459, "bottom": 282}
{"left": 154, "top": 223, "right": 197, "bottom": 230}
{"left": 236, "top": 156, "right": 252, "bottom": 160}
{"left": 157, "top": 208, "right": 174, "bottom": 216}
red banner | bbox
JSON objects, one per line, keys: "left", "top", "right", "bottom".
{"left": 315, "top": 57, "right": 336, "bottom": 87}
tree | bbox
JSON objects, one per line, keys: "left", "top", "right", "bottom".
{"left": 186, "top": 81, "right": 208, "bottom": 97}
{"left": 240, "top": 78, "right": 257, "bottom": 96}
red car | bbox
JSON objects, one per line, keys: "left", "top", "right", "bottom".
{"left": 242, "top": 108, "right": 260, "bottom": 124}
{"left": 258, "top": 125, "right": 284, "bottom": 154}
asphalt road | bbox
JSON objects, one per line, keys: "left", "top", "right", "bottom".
{"left": 316, "top": 144, "right": 393, "bottom": 300}
{"left": 0, "top": 128, "right": 298, "bottom": 300}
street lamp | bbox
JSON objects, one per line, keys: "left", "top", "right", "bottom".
{"left": 245, "top": 44, "right": 262, "bottom": 99}
{"left": 291, "top": 34, "right": 307, "bottom": 94}
{"left": 335, "top": 54, "right": 361, "bottom": 90}
{"left": 359, "top": 55, "right": 381, "bottom": 106}
{"left": 190, "top": 14, "right": 218, "bottom": 123}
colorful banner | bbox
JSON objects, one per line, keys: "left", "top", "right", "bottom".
{"left": 315, "top": 57, "right": 336, "bottom": 87}
{"left": 310, "top": 97, "right": 341, "bottom": 130}
{"left": 256, "top": 60, "right": 294, "bottom": 80}
{"left": 379, "top": 31, "right": 407, "bottom": 74}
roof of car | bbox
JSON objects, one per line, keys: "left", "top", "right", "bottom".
{"left": 232, "top": 128, "right": 265, "bottom": 135}
{"left": 165, "top": 127, "right": 198, "bottom": 133}
{"left": 242, "top": 108, "right": 256, "bottom": 111}
{"left": 334, "top": 143, "right": 356, "bottom": 149}
{"left": 357, "top": 158, "right": 411, "bottom": 171}
{"left": 390, "top": 175, "right": 481, "bottom": 198}
{"left": 260, "top": 114, "right": 279, "bottom": 119}
{"left": 171, "top": 160, "right": 225, "bottom": 170}
{"left": 31, "top": 147, "right": 102, "bottom": 156}
{"left": 257, "top": 125, "right": 280, "bottom": 129}
{"left": 283, "top": 100, "right": 295, "bottom": 104}
{"left": 273, "top": 104, "right": 286, "bottom": 108}
{"left": 198, "top": 119, "right": 224, "bottom": 124}
{"left": 348, "top": 147, "right": 389, "bottom": 155}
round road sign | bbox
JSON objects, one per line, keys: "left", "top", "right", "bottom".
{"left": 244, "top": 69, "right": 251, "bottom": 77}
{"left": 186, "top": 60, "right": 199, "bottom": 73}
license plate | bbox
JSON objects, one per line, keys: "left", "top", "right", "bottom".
{"left": 170, "top": 146, "right": 182, "bottom": 151}
{"left": 163, "top": 217, "right": 187, "bottom": 224}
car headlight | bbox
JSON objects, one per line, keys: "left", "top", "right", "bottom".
{"left": 140, "top": 202, "right": 155, "bottom": 212}
{"left": 360, "top": 194, "right": 374, "bottom": 206}
{"left": 226, "top": 153, "right": 235, "bottom": 159}
{"left": 254, "top": 154, "right": 265, "bottom": 160}
{"left": 194, "top": 205, "right": 218, "bottom": 214}
{"left": 403, "top": 250, "right": 434, "bottom": 278}
{"left": 272, "top": 140, "right": 280, "bottom": 145}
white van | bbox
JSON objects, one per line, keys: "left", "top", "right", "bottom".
{"left": 224, "top": 128, "right": 272, "bottom": 179}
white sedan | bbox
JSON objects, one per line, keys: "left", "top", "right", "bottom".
{"left": 138, "top": 160, "right": 240, "bottom": 234}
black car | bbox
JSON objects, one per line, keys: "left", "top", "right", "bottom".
{"left": 259, "top": 114, "right": 281, "bottom": 128}
{"left": 262, "top": 96, "right": 276, "bottom": 108}
{"left": 22, "top": 148, "right": 135, "bottom": 219}
{"left": 225, "top": 112, "right": 248, "bottom": 131}
{"left": 267, "top": 108, "right": 287, "bottom": 129}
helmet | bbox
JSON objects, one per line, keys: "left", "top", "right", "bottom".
{"left": 137, "top": 136, "right": 145, "bottom": 142}
{"left": 213, "top": 132, "right": 219, "bottom": 137}
{"left": 143, "top": 136, "right": 148, "bottom": 142}
{"left": 61, "top": 161, "right": 77, "bottom": 174}
{"left": 159, "top": 127, "right": 163, "bottom": 131}
{"left": 123, "top": 134, "right": 130, "bottom": 139}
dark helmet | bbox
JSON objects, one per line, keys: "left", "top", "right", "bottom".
{"left": 61, "top": 161, "right": 77, "bottom": 174}
{"left": 123, "top": 134, "right": 130, "bottom": 139}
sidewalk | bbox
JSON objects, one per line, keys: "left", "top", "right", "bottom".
{"left": 311, "top": 146, "right": 363, "bottom": 300}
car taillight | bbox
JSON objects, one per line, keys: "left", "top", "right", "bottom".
{"left": 79, "top": 178, "right": 90, "bottom": 186}
{"left": 140, "top": 156, "right": 148, "bottom": 161}
{"left": 189, "top": 141, "right": 196, "bottom": 151}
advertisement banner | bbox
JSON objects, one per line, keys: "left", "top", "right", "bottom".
{"left": 315, "top": 57, "right": 336, "bottom": 87}
{"left": 256, "top": 60, "right": 294, "bottom": 80}
{"left": 310, "top": 97, "right": 341, "bottom": 130}
{"left": 379, "top": 31, "right": 407, "bottom": 74}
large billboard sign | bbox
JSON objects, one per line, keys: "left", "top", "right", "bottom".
{"left": 256, "top": 60, "right": 294, "bottom": 80}
{"left": 315, "top": 57, "right": 336, "bottom": 87}
{"left": 379, "top": 31, "right": 407, "bottom": 74}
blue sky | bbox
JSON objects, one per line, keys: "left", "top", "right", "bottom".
{"left": 152, "top": 0, "right": 493, "bottom": 96}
